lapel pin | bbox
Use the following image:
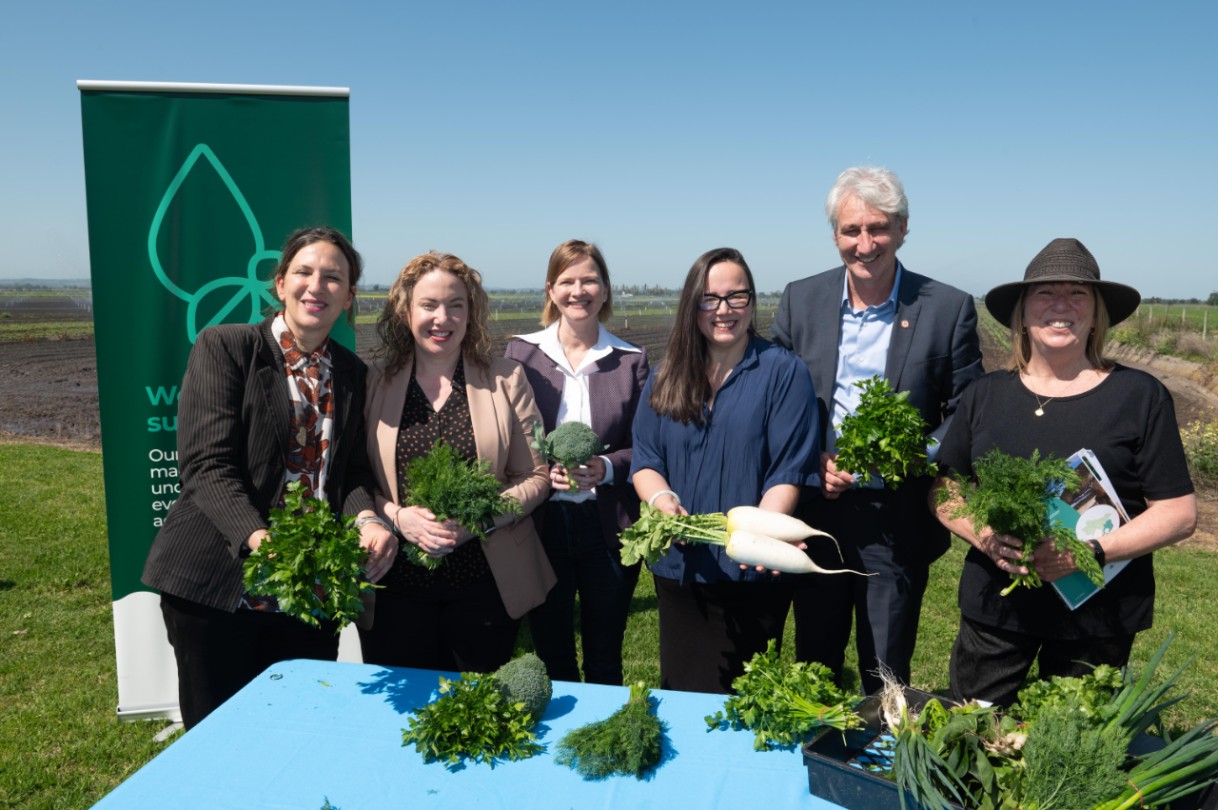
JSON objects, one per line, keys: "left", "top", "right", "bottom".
{"left": 900, "top": 319, "right": 910, "bottom": 329}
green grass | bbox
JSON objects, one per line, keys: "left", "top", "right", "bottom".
{"left": 1, "top": 441, "right": 1215, "bottom": 807}
{"left": 1134, "top": 303, "right": 1218, "bottom": 332}
{"left": 0, "top": 444, "right": 169, "bottom": 809}
{"left": 0, "top": 322, "right": 95, "bottom": 343}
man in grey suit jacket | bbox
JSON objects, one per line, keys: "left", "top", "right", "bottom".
{"left": 771, "top": 166, "right": 982, "bottom": 694}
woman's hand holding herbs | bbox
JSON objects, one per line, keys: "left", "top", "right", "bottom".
{"left": 451, "top": 522, "right": 479, "bottom": 546}
{"left": 653, "top": 497, "right": 686, "bottom": 518}
{"left": 394, "top": 504, "right": 461, "bottom": 558}
{"left": 245, "top": 528, "right": 269, "bottom": 554}
{"left": 977, "top": 527, "right": 1029, "bottom": 575}
{"left": 357, "top": 518, "right": 397, "bottom": 583}
{"left": 1030, "top": 538, "right": 1086, "bottom": 582}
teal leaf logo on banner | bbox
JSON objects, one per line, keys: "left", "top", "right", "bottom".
{"left": 147, "top": 144, "right": 281, "bottom": 342}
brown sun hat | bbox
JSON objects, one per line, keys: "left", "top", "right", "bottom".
{"left": 984, "top": 237, "right": 1141, "bottom": 328}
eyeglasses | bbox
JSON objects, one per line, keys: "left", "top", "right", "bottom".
{"left": 698, "top": 290, "right": 754, "bottom": 311}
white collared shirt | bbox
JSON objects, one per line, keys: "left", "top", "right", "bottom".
{"left": 515, "top": 322, "right": 641, "bottom": 502}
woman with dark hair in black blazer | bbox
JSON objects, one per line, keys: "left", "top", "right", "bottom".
{"left": 142, "top": 226, "right": 396, "bottom": 730}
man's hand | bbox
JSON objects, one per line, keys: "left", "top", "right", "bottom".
{"left": 820, "top": 452, "right": 856, "bottom": 499}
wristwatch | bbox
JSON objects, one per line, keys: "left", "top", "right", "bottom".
{"left": 1087, "top": 538, "right": 1107, "bottom": 567}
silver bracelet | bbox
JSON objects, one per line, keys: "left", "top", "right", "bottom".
{"left": 354, "top": 514, "right": 391, "bottom": 532}
{"left": 647, "top": 489, "right": 681, "bottom": 507}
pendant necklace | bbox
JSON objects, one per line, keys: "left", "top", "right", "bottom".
{"left": 1027, "top": 368, "right": 1091, "bottom": 416}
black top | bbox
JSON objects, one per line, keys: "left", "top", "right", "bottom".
{"left": 383, "top": 358, "right": 494, "bottom": 592}
{"left": 938, "top": 365, "right": 1193, "bottom": 638}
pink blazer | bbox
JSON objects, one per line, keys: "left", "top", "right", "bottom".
{"left": 365, "top": 354, "right": 555, "bottom": 618}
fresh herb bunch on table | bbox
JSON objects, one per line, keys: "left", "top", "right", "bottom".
{"left": 705, "top": 640, "right": 862, "bottom": 751}
{"left": 882, "top": 636, "right": 1218, "bottom": 810}
{"left": 938, "top": 448, "right": 1103, "bottom": 594}
{"left": 242, "top": 480, "right": 376, "bottom": 631}
{"left": 556, "top": 681, "right": 666, "bottom": 779}
{"left": 401, "top": 653, "right": 551, "bottom": 766}
{"left": 400, "top": 439, "right": 523, "bottom": 570}
{"left": 834, "top": 375, "right": 937, "bottom": 488}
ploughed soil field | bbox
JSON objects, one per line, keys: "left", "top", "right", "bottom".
{"left": 2, "top": 302, "right": 1215, "bottom": 548}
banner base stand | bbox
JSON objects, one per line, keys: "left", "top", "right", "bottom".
{"left": 152, "top": 722, "right": 183, "bottom": 743}
{"left": 116, "top": 704, "right": 182, "bottom": 723}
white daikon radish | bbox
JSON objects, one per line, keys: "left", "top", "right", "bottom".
{"left": 725, "top": 530, "right": 872, "bottom": 576}
{"left": 726, "top": 506, "right": 842, "bottom": 560}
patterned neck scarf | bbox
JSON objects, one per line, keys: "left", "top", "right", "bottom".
{"left": 271, "top": 315, "right": 336, "bottom": 503}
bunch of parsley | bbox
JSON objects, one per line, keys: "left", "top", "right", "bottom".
{"left": 401, "top": 673, "right": 544, "bottom": 766}
{"left": 835, "top": 375, "right": 936, "bottom": 488}
{"left": 401, "top": 440, "right": 522, "bottom": 569}
{"left": 939, "top": 448, "right": 1103, "bottom": 594}
{"left": 1012, "top": 664, "right": 1124, "bottom": 727}
{"left": 242, "top": 481, "right": 374, "bottom": 630}
{"left": 705, "top": 640, "right": 861, "bottom": 750}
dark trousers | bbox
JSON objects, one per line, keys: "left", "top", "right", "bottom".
{"left": 357, "top": 580, "right": 518, "bottom": 673}
{"left": 160, "top": 592, "right": 339, "bottom": 730}
{"left": 654, "top": 574, "right": 792, "bottom": 694}
{"left": 792, "top": 491, "right": 930, "bottom": 695}
{"left": 527, "top": 500, "right": 641, "bottom": 685}
{"left": 950, "top": 616, "right": 1136, "bottom": 708}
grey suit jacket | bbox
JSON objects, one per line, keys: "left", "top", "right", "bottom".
{"left": 771, "top": 265, "right": 983, "bottom": 559}
{"left": 504, "top": 338, "right": 650, "bottom": 547}
{"left": 142, "top": 318, "right": 376, "bottom": 611}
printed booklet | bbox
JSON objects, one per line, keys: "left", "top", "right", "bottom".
{"left": 1047, "top": 449, "right": 1131, "bottom": 610}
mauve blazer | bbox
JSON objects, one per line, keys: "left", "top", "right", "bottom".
{"left": 142, "top": 318, "right": 376, "bottom": 611}
{"left": 364, "top": 354, "right": 556, "bottom": 619}
{"left": 504, "top": 338, "right": 649, "bottom": 546}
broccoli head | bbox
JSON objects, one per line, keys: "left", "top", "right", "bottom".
{"left": 531, "top": 421, "right": 607, "bottom": 471}
{"left": 492, "top": 652, "right": 552, "bottom": 721}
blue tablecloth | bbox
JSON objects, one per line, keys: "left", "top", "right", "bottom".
{"left": 94, "top": 658, "right": 844, "bottom": 809}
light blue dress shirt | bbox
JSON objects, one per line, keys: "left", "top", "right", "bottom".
{"left": 827, "top": 264, "right": 908, "bottom": 487}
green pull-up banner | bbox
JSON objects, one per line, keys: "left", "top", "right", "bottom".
{"left": 78, "top": 81, "right": 352, "bottom": 719}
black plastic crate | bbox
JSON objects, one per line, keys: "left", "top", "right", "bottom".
{"left": 802, "top": 688, "right": 962, "bottom": 810}
{"left": 803, "top": 688, "right": 1218, "bottom": 810}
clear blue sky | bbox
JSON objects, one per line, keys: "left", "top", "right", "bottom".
{"left": 3, "top": 0, "right": 1216, "bottom": 298}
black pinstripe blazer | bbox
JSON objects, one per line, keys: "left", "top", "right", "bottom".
{"left": 142, "top": 318, "right": 376, "bottom": 611}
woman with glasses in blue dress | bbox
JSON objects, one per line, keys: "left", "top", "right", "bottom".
{"left": 630, "top": 247, "right": 820, "bottom": 694}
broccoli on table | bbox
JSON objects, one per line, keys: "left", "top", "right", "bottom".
{"left": 492, "top": 652, "right": 552, "bottom": 721}
{"left": 531, "top": 421, "right": 607, "bottom": 489}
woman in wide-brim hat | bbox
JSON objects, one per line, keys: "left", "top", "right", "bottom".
{"left": 930, "top": 237, "right": 1197, "bottom": 708}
